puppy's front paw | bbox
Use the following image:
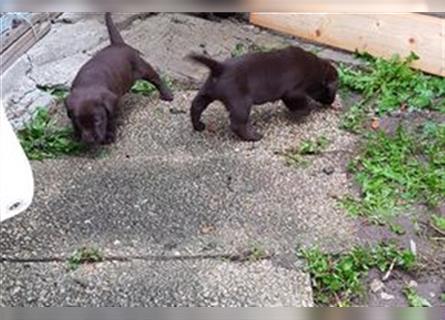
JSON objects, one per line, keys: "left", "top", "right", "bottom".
{"left": 160, "top": 91, "right": 174, "bottom": 102}
{"left": 193, "top": 121, "right": 206, "bottom": 132}
{"left": 236, "top": 128, "right": 263, "bottom": 142}
{"left": 104, "top": 132, "right": 116, "bottom": 144}
{"left": 246, "top": 131, "right": 263, "bottom": 142}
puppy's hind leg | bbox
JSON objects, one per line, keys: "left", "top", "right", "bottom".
{"left": 228, "top": 101, "right": 262, "bottom": 142}
{"left": 135, "top": 58, "right": 174, "bottom": 101}
{"left": 191, "top": 92, "right": 214, "bottom": 132}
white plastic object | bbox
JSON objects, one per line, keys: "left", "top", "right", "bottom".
{"left": 0, "top": 101, "right": 34, "bottom": 222}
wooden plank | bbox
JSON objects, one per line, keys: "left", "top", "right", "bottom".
{"left": 250, "top": 13, "right": 445, "bottom": 76}
{"left": 1, "top": 19, "right": 51, "bottom": 72}
{"left": 1, "top": 13, "right": 61, "bottom": 54}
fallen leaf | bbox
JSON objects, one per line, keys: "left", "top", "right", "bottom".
{"left": 371, "top": 118, "right": 380, "bottom": 130}
{"left": 200, "top": 224, "right": 216, "bottom": 235}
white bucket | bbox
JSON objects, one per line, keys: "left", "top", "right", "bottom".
{"left": 0, "top": 102, "right": 34, "bottom": 222}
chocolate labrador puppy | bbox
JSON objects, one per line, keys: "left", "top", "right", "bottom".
{"left": 65, "top": 13, "right": 173, "bottom": 145}
{"left": 188, "top": 46, "right": 338, "bottom": 141}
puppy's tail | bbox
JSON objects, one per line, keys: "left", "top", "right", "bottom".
{"left": 105, "top": 12, "right": 125, "bottom": 45}
{"left": 188, "top": 54, "right": 224, "bottom": 77}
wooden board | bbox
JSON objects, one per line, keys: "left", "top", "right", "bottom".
{"left": 1, "top": 13, "right": 61, "bottom": 54}
{"left": 1, "top": 19, "right": 51, "bottom": 72}
{"left": 250, "top": 13, "right": 445, "bottom": 76}
{"left": 1, "top": 13, "right": 61, "bottom": 72}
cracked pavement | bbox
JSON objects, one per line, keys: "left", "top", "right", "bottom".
{"left": 1, "top": 90, "right": 359, "bottom": 306}
{"left": 1, "top": 13, "right": 361, "bottom": 306}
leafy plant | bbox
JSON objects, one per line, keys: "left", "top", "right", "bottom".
{"left": 37, "top": 84, "right": 70, "bottom": 102}
{"left": 299, "top": 243, "right": 416, "bottom": 306}
{"left": 342, "top": 123, "right": 445, "bottom": 219}
{"left": 131, "top": 76, "right": 174, "bottom": 97}
{"left": 282, "top": 136, "right": 330, "bottom": 167}
{"left": 403, "top": 287, "right": 432, "bottom": 307}
{"left": 18, "top": 107, "right": 86, "bottom": 160}
{"left": 67, "top": 246, "right": 104, "bottom": 271}
{"left": 339, "top": 52, "right": 445, "bottom": 133}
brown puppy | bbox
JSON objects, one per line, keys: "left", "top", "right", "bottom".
{"left": 189, "top": 46, "right": 338, "bottom": 141}
{"left": 65, "top": 13, "right": 173, "bottom": 145}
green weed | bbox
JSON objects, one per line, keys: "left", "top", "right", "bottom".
{"left": 298, "top": 136, "right": 330, "bottom": 155}
{"left": 131, "top": 80, "right": 157, "bottom": 96}
{"left": 231, "top": 42, "right": 272, "bottom": 58}
{"left": 299, "top": 243, "right": 416, "bottom": 306}
{"left": 389, "top": 223, "right": 406, "bottom": 235}
{"left": 342, "top": 123, "right": 445, "bottom": 219}
{"left": 37, "top": 84, "right": 70, "bottom": 102}
{"left": 431, "top": 215, "right": 445, "bottom": 233}
{"left": 339, "top": 53, "right": 445, "bottom": 133}
{"left": 403, "top": 286, "right": 432, "bottom": 307}
{"left": 67, "top": 246, "right": 104, "bottom": 271}
{"left": 282, "top": 136, "right": 330, "bottom": 167}
{"left": 18, "top": 107, "right": 86, "bottom": 160}
{"left": 131, "top": 76, "right": 174, "bottom": 97}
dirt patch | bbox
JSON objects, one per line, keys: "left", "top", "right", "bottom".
{"left": 378, "top": 110, "right": 445, "bottom": 136}
{"left": 356, "top": 204, "right": 444, "bottom": 306}
{"left": 366, "top": 268, "right": 444, "bottom": 307}
{"left": 350, "top": 109, "right": 445, "bottom": 306}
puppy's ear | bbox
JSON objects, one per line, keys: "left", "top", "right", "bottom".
{"left": 324, "top": 63, "right": 338, "bottom": 92}
{"left": 64, "top": 96, "right": 74, "bottom": 119}
{"left": 323, "top": 62, "right": 338, "bottom": 84}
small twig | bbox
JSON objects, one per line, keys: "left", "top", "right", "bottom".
{"left": 430, "top": 222, "right": 445, "bottom": 236}
{"left": 382, "top": 258, "right": 397, "bottom": 281}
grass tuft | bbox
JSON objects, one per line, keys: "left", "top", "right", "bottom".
{"left": 299, "top": 243, "right": 416, "bottom": 306}
{"left": 341, "top": 122, "right": 445, "bottom": 219}
{"left": 67, "top": 246, "right": 104, "bottom": 271}
{"left": 339, "top": 52, "right": 445, "bottom": 133}
{"left": 282, "top": 136, "right": 330, "bottom": 167}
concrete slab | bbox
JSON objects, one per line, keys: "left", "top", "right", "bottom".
{"left": 1, "top": 260, "right": 312, "bottom": 307}
{"left": 1, "top": 12, "right": 362, "bottom": 307}
{"left": 1, "top": 88, "right": 358, "bottom": 306}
